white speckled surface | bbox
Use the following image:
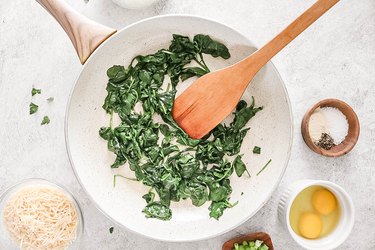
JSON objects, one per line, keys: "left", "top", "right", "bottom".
{"left": 0, "top": 0, "right": 374, "bottom": 249}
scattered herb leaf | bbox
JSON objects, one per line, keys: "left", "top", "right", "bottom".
{"left": 47, "top": 97, "right": 54, "bottom": 102}
{"left": 256, "top": 159, "right": 272, "bottom": 176}
{"left": 31, "top": 88, "right": 41, "bottom": 96}
{"left": 29, "top": 103, "right": 39, "bottom": 115}
{"left": 41, "top": 116, "right": 50, "bottom": 125}
{"left": 253, "top": 146, "right": 261, "bottom": 154}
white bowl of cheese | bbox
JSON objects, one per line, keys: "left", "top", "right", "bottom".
{"left": 0, "top": 179, "right": 84, "bottom": 250}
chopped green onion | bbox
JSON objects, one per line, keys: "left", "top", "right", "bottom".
{"left": 232, "top": 240, "right": 268, "bottom": 250}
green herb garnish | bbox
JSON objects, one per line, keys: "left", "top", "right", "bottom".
{"left": 47, "top": 97, "right": 54, "bottom": 102}
{"left": 41, "top": 116, "right": 50, "bottom": 125}
{"left": 99, "top": 34, "right": 263, "bottom": 220}
{"left": 31, "top": 88, "right": 41, "bottom": 96}
{"left": 109, "top": 227, "right": 114, "bottom": 234}
{"left": 256, "top": 159, "right": 272, "bottom": 176}
{"left": 29, "top": 103, "right": 39, "bottom": 114}
{"left": 253, "top": 146, "right": 261, "bottom": 154}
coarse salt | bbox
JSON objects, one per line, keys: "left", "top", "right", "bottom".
{"left": 309, "top": 107, "right": 349, "bottom": 145}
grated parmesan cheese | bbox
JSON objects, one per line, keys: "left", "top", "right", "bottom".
{"left": 2, "top": 185, "right": 78, "bottom": 250}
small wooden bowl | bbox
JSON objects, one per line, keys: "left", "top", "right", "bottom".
{"left": 222, "top": 232, "right": 274, "bottom": 250}
{"left": 301, "top": 99, "right": 360, "bottom": 157}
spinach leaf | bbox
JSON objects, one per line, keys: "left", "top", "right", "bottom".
{"left": 142, "top": 191, "right": 155, "bottom": 203}
{"left": 180, "top": 67, "right": 208, "bottom": 81}
{"left": 142, "top": 202, "right": 172, "bottom": 220}
{"left": 209, "top": 201, "right": 229, "bottom": 220}
{"left": 232, "top": 97, "right": 263, "bottom": 131}
{"left": 190, "top": 184, "right": 209, "bottom": 207}
{"left": 194, "top": 34, "right": 231, "bottom": 59}
{"left": 209, "top": 182, "right": 231, "bottom": 202}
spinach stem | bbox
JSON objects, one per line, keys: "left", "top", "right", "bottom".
{"left": 110, "top": 110, "right": 114, "bottom": 129}
{"left": 216, "top": 164, "right": 234, "bottom": 182}
{"left": 256, "top": 159, "right": 272, "bottom": 176}
{"left": 245, "top": 169, "right": 251, "bottom": 178}
{"left": 198, "top": 53, "right": 210, "bottom": 72}
{"left": 113, "top": 174, "right": 137, "bottom": 187}
{"left": 230, "top": 200, "right": 239, "bottom": 208}
{"left": 193, "top": 56, "right": 210, "bottom": 73}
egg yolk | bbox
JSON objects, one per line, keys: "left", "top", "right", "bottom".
{"left": 298, "top": 212, "right": 322, "bottom": 239}
{"left": 312, "top": 189, "right": 336, "bottom": 215}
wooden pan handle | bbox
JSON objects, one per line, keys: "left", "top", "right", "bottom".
{"left": 36, "top": 0, "right": 117, "bottom": 64}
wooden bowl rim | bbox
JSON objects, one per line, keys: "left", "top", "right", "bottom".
{"left": 222, "top": 232, "right": 274, "bottom": 250}
{"left": 301, "top": 98, "right": 360, "bottom": 157}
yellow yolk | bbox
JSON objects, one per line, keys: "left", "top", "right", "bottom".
{"left": 298, "top": 212, "right": 322, "bottom": 239}
{"left": 312, "top": 189, "right": 336, "bottom": 215}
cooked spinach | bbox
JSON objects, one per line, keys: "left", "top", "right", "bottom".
{"left": 100, "top": 34, "right": 263, "bottom": 220}
{"left": 29, "top": 102, "right": 39, "bottom": 115}
{"left": 143, "top": 202, "right": 172, "bottom": 220}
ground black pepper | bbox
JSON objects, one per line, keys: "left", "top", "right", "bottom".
{"left": 316, "top": 133, "right": 335, "bottom": 150}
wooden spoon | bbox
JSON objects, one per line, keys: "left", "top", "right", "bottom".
{"left": 172, "top": 0, "right": 340, "bottom": 139}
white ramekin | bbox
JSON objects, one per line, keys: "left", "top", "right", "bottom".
{"left": 278, "top": 179, "right": 355, "bottom": 250}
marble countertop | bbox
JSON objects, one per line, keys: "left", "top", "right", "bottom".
{"left": 0, "top": 0, "right": 374, "bottom": 249}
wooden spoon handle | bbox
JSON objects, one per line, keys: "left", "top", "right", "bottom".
{"left": 36, "top": 0, "right": 116, "bottom": 64}
{"left": 242, "top": 0, "right": 339, "bottom": 74}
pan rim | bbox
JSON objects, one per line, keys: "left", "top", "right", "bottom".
{"left": 64, "top": 13, "right": 294, "bottom": 242}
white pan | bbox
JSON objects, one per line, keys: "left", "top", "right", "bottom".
{"left": 37, "top": 0, "right": 293, "bottom": 242}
